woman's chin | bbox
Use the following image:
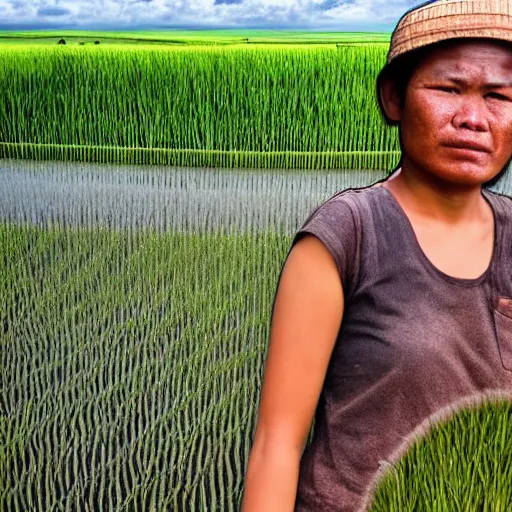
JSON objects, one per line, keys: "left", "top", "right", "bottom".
{"left": 427, "top": 163, "right": 497, "bottom": 187}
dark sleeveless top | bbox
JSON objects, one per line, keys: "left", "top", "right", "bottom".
{"left": 284, "top": 183, "right": 512, "bottom": 511}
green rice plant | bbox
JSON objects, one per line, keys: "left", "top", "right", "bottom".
{"left": 0, "top": 44, "right": 399, "bottom": 169}
{"left": 0, "top": 220, "right": 296, "bottom": 511}
{"left": 0, "top": 143, "right": 401, "bottom": 170}
{"left": 367, "top": 395, "right": 512, "bottom": 512}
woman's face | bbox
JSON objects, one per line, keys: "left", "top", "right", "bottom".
{"left": 381, "top": 39, "right": 512, "bottom": 186}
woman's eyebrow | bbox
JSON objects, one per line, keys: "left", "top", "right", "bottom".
{"left": 483, "top": 81, "right": 512, "bottom": 88}
{"left": 441, "top": 76, "right": 512, "bottom": 88}
{"left": 435, "top": 74, "right": 512, "bottom": 89}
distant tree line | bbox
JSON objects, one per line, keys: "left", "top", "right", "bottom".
{"left": 58, "top": 39, "right": 101, "bottom": 45}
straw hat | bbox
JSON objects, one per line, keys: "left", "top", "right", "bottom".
{"left": 387, "top": 0, "right": 512, "bottom": 65}
{"left": 377, "top": 0, "right": 512, "bottom": 116}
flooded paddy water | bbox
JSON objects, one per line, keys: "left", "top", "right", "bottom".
{"left": 1, "top": 159, "right": 388, "bottom": 234}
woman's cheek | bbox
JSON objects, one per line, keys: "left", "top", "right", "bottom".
{"left": 403, "top": 105, "right": 439, "bottom": 147}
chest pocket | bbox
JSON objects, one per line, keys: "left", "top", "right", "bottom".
{"left": 494, "top": 296, "right": 512, "bottom": 371}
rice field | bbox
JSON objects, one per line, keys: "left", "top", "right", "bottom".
{"left": 0, "top": 29, "right": 391, "bottom": 46}
{"left": 2, "top": 223, "right": 270, "bottom": 511}
{"left": 0, "top": 42, "right": 399, "bottom": 169}
{"left": 0, "top": 157, "right": 388, "bottom": 511}
{"left": 2, "top": 29, "right": 512, "bottom": 511}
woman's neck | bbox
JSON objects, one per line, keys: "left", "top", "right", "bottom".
{"left": 383, "top": 165, "right": 488, "bottom": 226}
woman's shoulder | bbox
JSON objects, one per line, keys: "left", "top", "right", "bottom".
{"left": 483, "top": 188, "right": 512, "bottom": 219}
{"left": 291, "top": 183, "right": 385, "bottom": 294}
{"left": 296, "top": 182, "right": 389, "bottom": 249}
{"left": 307, "top": 181, "right": 385, "bottom": 220}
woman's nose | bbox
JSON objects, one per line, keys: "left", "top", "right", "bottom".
{"left": 452, "top": 96, "right": 489, "bottom": 132}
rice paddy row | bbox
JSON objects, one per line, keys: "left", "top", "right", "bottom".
{"left": 0, "top": 44, "right": 399, "bottom": 169}
{"left": 0, "top": 159, "right": 388, "bottom": 233}
{"left": 0, "top": 221, "right": 290, "bottom": 511}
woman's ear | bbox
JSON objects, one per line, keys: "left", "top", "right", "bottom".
{"left": 378, "top": 74, "right": 403, "bottom": 124}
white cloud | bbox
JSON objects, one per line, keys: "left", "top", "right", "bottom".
{"left": 0, "top": 0, "right": 423, "bottom": 30}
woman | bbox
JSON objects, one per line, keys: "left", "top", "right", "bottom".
{"left": 241, "top": 1, "right": 512, "bottom": 511}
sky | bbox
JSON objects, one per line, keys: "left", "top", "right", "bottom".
{"left": 0, "top": 0, "right": 426, "bottom": 31}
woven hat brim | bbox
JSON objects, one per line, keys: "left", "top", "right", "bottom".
{"left": 388, "top": 0, "right": 512, "bottom": 64}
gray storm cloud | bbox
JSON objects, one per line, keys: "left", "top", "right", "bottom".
{"left": 37, "top": 6, "right": 71, "bottom": 16}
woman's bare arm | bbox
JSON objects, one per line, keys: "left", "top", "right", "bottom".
{"left": 241, "top": 233, "right": 344, "bottom": 512}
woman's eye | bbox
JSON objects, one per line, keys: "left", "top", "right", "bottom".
{"left": 438, "top": 87, "right": 458, "bottom": 94}
{"left": 435, "top": 88, "right": 509, "bottom": 101}
{"left": 487, "top": 92, "right": 509, "bottom": 101}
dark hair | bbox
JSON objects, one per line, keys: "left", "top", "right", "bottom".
{"left": 376, "top": 46, "right": 431, "bottom": 127}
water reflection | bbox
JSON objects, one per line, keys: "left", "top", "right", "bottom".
{"left": 0, "top": 159, "right": 388, "bottom": 234}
